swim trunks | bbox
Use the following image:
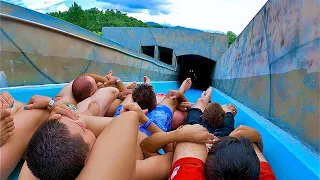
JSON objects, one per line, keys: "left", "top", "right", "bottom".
{"left": 139, "top": 105, "right": 173, "bottom": 136}
{"left": 259, "top": 162, "right": 276, "bottom": 180}
{"left": 168, "top": 157, "right": 205, "bottom": 180}
{"left": 113, "top": 104, "right": 172, "bottom": 136}
{"left": 113, "top": 104, "right": 123, "bottom": 117}
{"left": 168, "top": 159, "right": 276, "bottom": 180}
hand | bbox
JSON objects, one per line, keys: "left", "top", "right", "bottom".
{"left": 176, "top": 102, "right": 192, "bottom": 112}
{"left": 178, "top": 124, "right": 215, "bottom": 144}
{"left": 97, "top": 82, "right": 106, "bottom": 89}
{"left": 48, "top": 103, "right": 79, "bottom": 120}
{"left": 118, "top": 89, "right": 132, "bottom": 101}
{"left": 25, "top": 95, "right": 51, "bottom": 110}
{"left": 229, "top": 125, "right": 261, "bottom": 144}
{"left": 221, "top": 104, "right": 238, "bottom": 116}
{"left": 120, "top": 102, "right": 148, "bottom": 124}
{"left": 106, "top": 76, "right": 118, "bottom": 86}
{"left": 0, "top": 92, "right": 14, "bottom": 108}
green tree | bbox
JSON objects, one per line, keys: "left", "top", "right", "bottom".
{"left": 47, "top": 2, "right": 150, "bottom": 35}
{"left": 227, "top": 31, "right": 237, "bottom": 47}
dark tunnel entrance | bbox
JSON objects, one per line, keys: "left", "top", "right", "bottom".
{"left": 177, "top": 54, "right": 216, "bottom": 90}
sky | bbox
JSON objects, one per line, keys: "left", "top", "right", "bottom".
{"left": 2, "top": 0, "right": 268, "bottom": 34}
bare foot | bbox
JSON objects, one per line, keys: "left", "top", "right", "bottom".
{"left": 0, "top": 92, "right": 24, "bottom": 114}
{"left": 82, "top": 101, "right": 100, "bottom": 116}
{"left": 179, "top": 78, "right": 192, "bottom": 93}
{"left": 0, "top": 104, "right": 14, "bottom": 147}
{"left": 106, "top": 70, "right": 113, "bottom": 77}
{"left": 126, "top": 81, "right": 137, "bottom": 89}
{"left": 203, "top": 87, "right": 212, "bottom": 103}
{"left": 144, "top": 76, "right": 151, "bottom": 84}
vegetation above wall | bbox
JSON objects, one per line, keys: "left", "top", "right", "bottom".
{"left": 47, "top": 2, "right": 237, "bottom": 45}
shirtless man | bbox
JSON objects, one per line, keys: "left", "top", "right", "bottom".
{"left": 165, "top": 125, "right": 276, "bottom": 180}
{"left": 0, "top": 75, "right": 118, "bottom": 179}
{"left": 18, "top": 101, "right": 213, "bottom": 180}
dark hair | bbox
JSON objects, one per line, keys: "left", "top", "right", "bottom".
{"left": 205, "top": 136, "right": 260, "bottom": 180}
{"left": 72, "top": 75, "right": 94, "bottom": 103}
{"left": 132, "top": 84, "right": 157, "bottom": 112}
{"left": 26, "top": 120, "right": 89, "bottom": 180}
{"left": 202, "top": 102, "right": 226, "bottom": 128}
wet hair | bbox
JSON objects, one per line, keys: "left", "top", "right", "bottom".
{"left": 132, "top": 84, "right": 157, "bottom": 112}
{"left": 202, "top": 102, "right": 226, "bottom": 128}
{"left": 72, "top": 75, "right": 94, "bottom": 103}
{"left": 205, "top": 136, "right": 260, "bottom": 180}
{"left": 26, "top": 120, "right": 89, "bottom": 180}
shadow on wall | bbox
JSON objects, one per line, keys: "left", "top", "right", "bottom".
{"left": 178, "top": 54, "right": 216, "bottom": 90}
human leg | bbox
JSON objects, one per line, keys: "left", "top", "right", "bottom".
{"left": 77, "top": 87, "right": 119, "bottom": 116}
{"left": 161, "top": 78, "right": 192, "bottom": 111}
{"left": 0, "top": 107, "right": 14, "bottom": 147}
{"left": 126, "top": 81, "right": 137, "bottom": 89}
{"left": 104, "top": 99, "right": 122, "bottom": 117}
{"left": 193, "top": 86, "right": 212, "bottom": 112}
{"left": 135, "top": 152, "right": 173, "bottom": 179}
{"left": 0, "top": 109, "right": 50, "bottom": 179}
{"left": 77, "top": 111, "right": 139, "bottom": 180}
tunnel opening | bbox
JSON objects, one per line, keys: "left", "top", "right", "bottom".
{"left": 158, "top": 46, "right": 173, "bottom": 65}
{"left": 177, "top": 54, "right": 216, "bottom": 90}
{"left": 141, "top": 46, "right": 155, "bottom": 58}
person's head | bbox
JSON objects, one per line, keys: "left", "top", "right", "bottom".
{"left": 132, "top": 84, "right": 157, "bottom": 112}
{"left": 26, "top": 118, "right": 96, "bottom": 180}
{"left": 202, "top": 102, "right": 226, "bottom": 128}
{"left": 72, "top": 75, "right": 98, "bottom": 103}
{"left": 205, "top": 136, "right": 260, "bottom": 180}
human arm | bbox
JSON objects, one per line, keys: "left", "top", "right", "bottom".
{"left": 76, "top": 111, "right": 139, "bottom": 180}
{"left": 84, "top": 73, "right": 109, "bottom": 83}
{"left": 141, "top": 124, "right": 214, "bottom": 153}
{"left": 120, "top": 102, "right": 163, "bottom": 135}
{"left": 161, "top": 90, "right": 188, "bottom": 112}
{"left": 79, "top": 115, "right": 113, "bottom": 137}
{"left": 229, "top": 125, "right": 263, "bottom": 151}
{"left": 24, "top": 95, "right": 51, "bottom": 110}
{"left": 221, "top": 104, "right": 238, "bottom": 116}
{"left": 47, "top": 104, "right": 112, "bottom": 137}
{"left": 104, "top": 76, "right": 126, "bottom": 92}
{"left": 176, "top": 102, "right": 192, "bottom": 112}
{"left": 18, "top": 161, "right": 38, "bottom": 180}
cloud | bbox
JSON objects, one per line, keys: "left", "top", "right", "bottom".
{"left": 56, "top": 3, "right": 68, "bottom": 12}
{"left": 3, "top": 0, "right": 267, "bottom": 34}
{"left": 96, "top": 0, "right": 172, "bottom": 15}
{"left": 126, "top": 0, "right": 268, "bottom": 34}
{"left": 3, "top": 0, "right": 65, "bottom": 13}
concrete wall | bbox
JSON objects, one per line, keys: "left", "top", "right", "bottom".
{"left": 214, "top": 0, "right": 320, "bottom": 152}
{"left": 0, "top": 2, "right": 177, "bottom": 87}
{"left": 102, "top": 27, "right": 228, "bottom": 61}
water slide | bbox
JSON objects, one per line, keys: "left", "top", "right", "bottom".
{"left": 1, "top": 0, "right": 319, "bottom": 179}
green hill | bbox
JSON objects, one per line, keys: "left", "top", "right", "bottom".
{"left": 47, "top": 2, "right": 236, "bottom": 46}
{"left": 47, "top": 2, "right": 149, "bottom": 35}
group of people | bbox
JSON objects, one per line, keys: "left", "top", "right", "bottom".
{"left": 0, "top": 70, "right": 276, "bottom": 180}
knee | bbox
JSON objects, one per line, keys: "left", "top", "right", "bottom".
{"left": 97, "top": 87, "right": 119, "bottom": 98}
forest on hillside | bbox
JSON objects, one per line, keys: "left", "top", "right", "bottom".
{"left": 48, "top": 2, "right": 236, "bottom": 46}
{"left": 47, "top": 2, "right": 151, "bottom": 35}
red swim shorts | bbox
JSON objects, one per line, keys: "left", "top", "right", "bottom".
{"left": 168, "top": 157, "right": 205, "bottom": 180}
